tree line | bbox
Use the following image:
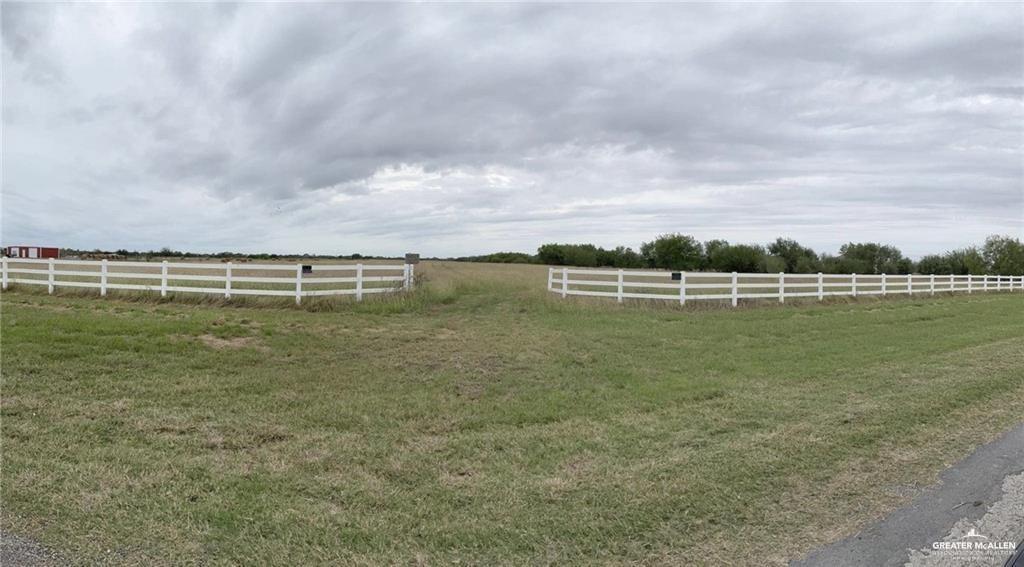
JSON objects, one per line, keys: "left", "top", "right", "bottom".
{"left": 459, "top": 234, "right": 1024, "bottom": 275}
{"left": 60, "top": 247, "right": 394, "bottom": 261}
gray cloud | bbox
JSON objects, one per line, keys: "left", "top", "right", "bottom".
{"left": 2, "top": 3, "right": 1022, "bottom": 257}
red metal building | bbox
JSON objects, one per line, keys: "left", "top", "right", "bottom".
{"left": 4, "top": 246, "right": 60, "bottom": 259}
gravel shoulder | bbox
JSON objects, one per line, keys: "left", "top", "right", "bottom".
{"left": 0, "top": 530, "right": 64, "bottom": 566}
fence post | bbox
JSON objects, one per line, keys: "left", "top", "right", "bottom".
{"left": 617, "top": 269, "right": 624, "bottom": 304}
{"left": 984, "top": 275, "right": 989, "bottom": 292}
{"left": 779, "top": 272, "right": 785, "bottom": 303}
{"left": 295, "top": 263, "right": 302, "bottom": 305}
{"left": 882, "top": 273, "right": 887, "bottom": 296}
{"left": 967, "top": 274, "right": 972, "bottom": 293}
{"left": 1, "top": 256, "right": 7, "bottom": 290}
{"left": 851, "top": 273, "right": 857, "bottom": 298}
{"left": 561, "top": 268, "right": 568, "bottom": 298}
{"left": 161, "top": 260, "right": 168, "bottom": 297}
{"left": 547, "top": 267, "right": 553, "bottom": 292}
{"left": 48, "top": 258, "right": 55, "bottom": 294}
{"left": 404, "top": 264, "right": 411, "bottom": 291}
{"left": 410, "top": 264, "right": 415, "bottom": 289}
{"left": 356, "top": 263, "right": 364, "bottom": 301}
{"left": 225, "top": 262, "right": 232, "bottom": 299}
{"left": 817, "top": 272, "right": 823, "bottom": 301}
{"left": 731, "top": 272, "right": 738, "bottom": 307}
{"left": 908, "top": 274, "right": 913, "bottom": 296}
{"left": 930, "top": 274, "right": 935, "bottom": 295}
{"left": 101, "top": 259, "right": 108, "bottom": 296}
{"left": 680, "top": 272, "right": 687, "bottom": 305}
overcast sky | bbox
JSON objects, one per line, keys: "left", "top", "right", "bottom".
{"left": 2, "top": 3, "right": 1022, "bottom": 258}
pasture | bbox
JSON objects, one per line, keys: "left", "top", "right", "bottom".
{"left": 2, "top": 261, "right": 1023, "bottom": 565}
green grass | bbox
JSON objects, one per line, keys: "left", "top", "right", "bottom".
{"left": 2, "top": 261, "right": 1023, "bottom": 565}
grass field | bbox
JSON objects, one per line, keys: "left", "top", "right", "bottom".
{"left": 2, "top": 261, "right": 1023, "bottom": 565}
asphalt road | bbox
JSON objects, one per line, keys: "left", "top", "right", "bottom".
{"left": 793, "top": 422, "right": 1024, "bottom": 567}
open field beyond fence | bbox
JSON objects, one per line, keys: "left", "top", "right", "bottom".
{"left": 2, "top": 261, "right": 1023, "bottom": 565}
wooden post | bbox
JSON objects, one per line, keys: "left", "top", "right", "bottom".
{"left": 908, "top": 274, "right": 913, "bottom": 296}
{"left": 356, "top": 263, "right": 364, "bottom": 301}
{"left": 851, "top": 273, "right": 857, "bottom": 298}
{"left": 731, "top": 272, "right": 738, "bottom": 307}
{"left": 225, "top": 262, "right": 232, "bottom": 299}
{"left": 930, "top": 274, "right": 935, "bottom": 295}
{"left": 679, "top": 272, "right": 687, "bottom": 305}
{"left": 161, "top": 261, "right": 168, "bottom": 297}
{"left": 561, "top": 268, "right": 567, "bottom": 298}
{"left": 617, "top": 269, "right": 624, "bottom": 304}
{"left": 295, "top": 263, "right": 302, "bottom": 305}
{"left": 547, "top": 267, "right": 553, "bottom": 292}
{"left": 779, "top": 272, "right": 785, "bottom": 303}
{"left": 1, "top": 257, "right": 7, "bottom": 290}
{"left": 48, "top": 258, "right": 55, "bottom": 294}
{"left": 101, "top": 259, "right": 108, "bottom": 296}
{"left": 967, "top": 274, "right": 972, "bottom": 294}
{"left": 882, "top": 273, "right": 887, "bottom": 296}
{"left": 404, "top": 264, "right": 411, "bottom": 291}
{"left": 817, "top": 272, "right": 823, "bottom": 301}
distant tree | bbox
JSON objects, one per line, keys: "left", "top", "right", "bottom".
{"left": 837, "top": 242, "right": 910, "bottom": 274}
{"left": 460, "top": 252, "right": 536, "bottom": 264}
{"left": 595, "top": 246, "right": 645, "bottom": 269}
{"left": 536, "top": 243, "right": 598, "bottom": 267}
{"left": 946, "top": 247, "right": 987, "bottom": 275}
{"left": 759, "top": 255, "right": 787, "bottom": 273}
{"left": 982, "top": 235, "right": 1024, "bottom": 275}
{"left": 640, "top": 234, "right": 703, "bottom": 270}
{"left": 767, "top": 238, "right": 820, "bottom": 273}
{"left": 916, "top": 254, "right": 951, "bottom": 275}
{"left": 700, "top": 239, "right": 729, "bottom": 269}
{"left": 537, "top": 243, "right": 566, "bottom": 265}
{"left": 707, "top": 243, "right": 767, "bottom": 273}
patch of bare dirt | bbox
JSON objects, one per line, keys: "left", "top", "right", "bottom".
{"left": 198, "top": 334, "right": 268, "bottom": 351}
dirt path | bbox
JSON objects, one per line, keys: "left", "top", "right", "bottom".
{"left": 792, "top": 422, "right": 1024, "bottom": 567}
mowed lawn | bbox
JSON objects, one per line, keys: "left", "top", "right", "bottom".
{"left": 2, "top": 261, "right": 1023, "bottom": 565}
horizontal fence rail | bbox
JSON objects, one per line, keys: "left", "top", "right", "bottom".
{"left": 547, "top": 268, "right": 1023, "bottom": 306}
{"left": 1, "top": 258, "right": 414, "bottom": 304}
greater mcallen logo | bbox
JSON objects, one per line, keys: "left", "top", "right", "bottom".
{"left": 931, "top": 527, "right": 1017, "bottom": 554}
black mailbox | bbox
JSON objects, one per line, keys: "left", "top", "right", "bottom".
{"left": 671, "top": 272, "right": 682, "bottom": 281}
{"left": 302, "top": 265, "right": 313, "bottom": 274}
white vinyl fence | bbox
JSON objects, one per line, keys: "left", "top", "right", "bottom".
{"left": 1, "top": 258, "right": 414, "bottom": 304}
{"left": 547, "top": 267, "right": 1023, "bottom": 306}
